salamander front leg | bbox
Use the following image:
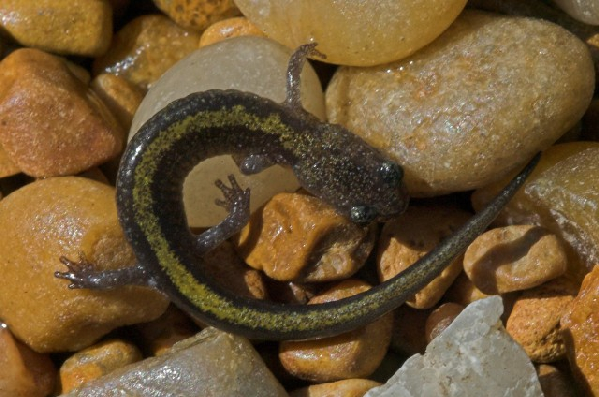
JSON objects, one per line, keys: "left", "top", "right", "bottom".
{"left": 195, "top": 174, "right": 250, "bottom": 255}
{"left": 55, "top": 253, "right": 156, "bottom": 289}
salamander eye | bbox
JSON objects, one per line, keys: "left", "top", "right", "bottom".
{"left": 350, "top": 205, "right": 378, "bottom": 224}
{"left": 379, "top": 161, "right": 403, "bottom": 185}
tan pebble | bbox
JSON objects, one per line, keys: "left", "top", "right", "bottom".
{"left": 0, "top": 326, "right": 56, "bottom": 397}
{"left": 203, "top": 240, "right": 267, "bottom": 300}
{"left": 326, "top": 11, "right": 594, "bottom": 195}
{"left": 0, "top": 177, "right": 169, "bottom": 352}
{"left": 235, "top": 192, "right": 375, "bottom": 282}
{"left": 0, "top": 145, "right": 20, "bottom": 177}
{"left": 289, "top": 378, "right": 381, "bottom": 397}
{"left": 0, "top": 49, "right": 122, "bottom": 177}
{"left": 199, "top": 16, "right": 265, "bottom": 47}
{"left": 279, "top": 280, "right": 393, "bottom": 382}
{"left": 154, "top": 0, "right": 240, "bottom": 31}
{"left": 78, "top": 167, "right": 110, "bottom": 184}
{"left": 264, "top": 280, "right": 318, "bottom": 305}
{"left": 425, "top": 302, "right": 464, "bottom": 343}
{"left": 0, "top": 0, "right": 112, "bottom": 57}
{"left": 135, "top": 306, "right": 198, "bottom": 356}
{"left": 536, "top": 364, "right": 576, "bottom": 397}
{"left": 561, "top": 265, "right": 599, "bottom": 395}
{"left": 90, "top": 74, "right": 144, "bottom": 132}
{"left": 506, "top": 278, "right": 577, "bottom": 363}
{"left": 59, "top": 339, "right": 142, "bottom": 394}
{"left": 390, "top": 305, "right": 431, "bottom": 355}
{"left": 443, "top": 272, "right": 490, "bottom": 306}
{"left": 93, "top": 15, "right": 202, "bottom": 90}
{"left": 377, "top": 205, "right": 471, "bottom": 309}
{"left": 463, "top": 225, "right": 568, "bottom": 294}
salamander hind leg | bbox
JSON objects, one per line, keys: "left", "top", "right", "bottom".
{"left": 195, "top": 174, "right": 251, "bottom": 255}
{"left": 284, "top": 42, "right": 326, "bottom": 110}
{"left": 55, "top": 253, "right": 154, "bottom": 289}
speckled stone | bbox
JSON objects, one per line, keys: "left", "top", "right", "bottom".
{"left": 326, "top": 10, "right": 594, "bottom": 196}
{"left": 0, "top": 49, "right": 122, "bottom": 177}
{"left": 153, "top": 0, "right": 241, "bottom": 31}
{"left": 0, "top": 0, "right": 112, "bottom": 57}
{"left": 554, "top": 0, "right": 599, "bottom": 24}
{"left": 93, "top": 15, "right": 202, "bottom": 90}
{"left": 0, "top": 177, "right": 169, "bottom": 352}
{"left": 289, "top": 379, "right": 381, "bottom": 397}
{"left": 561, "top": 265, "right": 599, "bottom": 395}
{"left": 235, "top": 0, "right": 467, "bottom": 66}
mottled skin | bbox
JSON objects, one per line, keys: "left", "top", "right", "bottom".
{"left": 56, "top": 44, "right": 539, "bottom": 340}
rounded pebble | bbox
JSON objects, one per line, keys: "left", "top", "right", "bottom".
{"left": 389, "top": 306, "right": 430, "bottom": 355}
{"left": 325, "top": 10, "right": 594, "bottom": 196}
{"left": 0, "top": 177, "right": 169, "bottom": 352}
{"left": 90, "top": 73, "right": 144, "bottom": 132}
{"left": 377, "top": 205, "right": 472, "bottom": 309}
{"left": 279, "top": 280, "right": 393, "bottom": 382}
{"left": 93, "top": 15, "right": 202, "bottom": 90}
{"left": 135, "top": 306, "right": 198, "bottom": 356}
{"left": 0, "top": 146, "right": 20, "bottom": 177}
{"left": 506, "top": 278, "right": 577, "bottom": 363}
{"left": 130, "top": 36, "right": 325, "bottom": 228}
{"left": 154, "top": 0, "right": 240, "bottom": 31}
{"left": 0, "top": 326, "right": 56, "bottom": 397}
{"left": 199, "top": 16, "right": 265, "bottom": 47}
{"left": 235, "top": 0, "right": 467, "bottom": 66}
{"left": 472, "top": 142, "right": 599, "bottom": 277}
{"left": 463, "top": 225, "right": 568, "bottom": 295}
{"left": 235, "top": 192, "right": 375, "bottom": 281}
{"left": 289, "top": 378, "right": 381, "bottom": 397}
{"left": 424, "top": 302, "right": 464, "bottom": 343}
{"left": 0, "top": 0, "right": 112, "bottom": 57}
{"left": 561, "top": 264, "right": 599, "bottom": 395}
{"left": 59, "top": 339, "right": 142, "bottom": 394}
{"left": 443, "top": 272, "right": 490, "bottom": 306}
{"left": 0, "top": 49, "right": 122, "bottom": 177}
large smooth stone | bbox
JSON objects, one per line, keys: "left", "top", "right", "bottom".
{"left": 326, "top": 11, "right": 594, "bottom": 196}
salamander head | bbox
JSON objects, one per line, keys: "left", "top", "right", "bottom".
{"left": 293, "top": 123, "right": 409, "bottom": 224}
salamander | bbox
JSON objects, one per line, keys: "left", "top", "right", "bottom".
{"left": 56, "top": 43, "right": 539, "bottom": 340}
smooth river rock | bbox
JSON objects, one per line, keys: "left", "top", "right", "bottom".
{"left": 326, "top": 10, "right": 594, "bottom": 196}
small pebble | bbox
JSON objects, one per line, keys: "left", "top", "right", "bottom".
{"left": 463, "top": 225, "right": 567, "bottom": 295}
{"left": 442, "top": 272, "right": 490, "bottom": 306}
{"left": 506, "top": 278, "right": 577, "bottom": 363}
{"left": 63, "top": 328, "right": 288, "bottom": 397}
{"left": 290, "top": 378, "right": 381, "bottom": 397}
{"left": 235, "top": 192, "right": 376, "bottom": 281}
{"left": 93, "top": 15, "right": 202, "bottom": 90}
{"left": 90, "top": 73, "right": 144, "bottom": 132}
{"left": 377, "top": 205, "right": 472, "bottom": 309}
{"left": 536, "top": 364, "right": 576, "bottom": 397}
{"left": 199, "top": 16, "right": 266, "bottom": 47}
{"left": 235, "top": 0, "right": 467, "bottom": 66}
{"left": 153, "top": 0, "right": 240, "bottom": 31}
{"left": 0, "top": 48, "right": 122, "bottom": 177}
{"left": 135, "top": 306, "right": 198, "bottom": 356}
{"left": 59, "top": 339, "right": 143, "bottom": 394}
{"left": 326, "top": 10, "right": 594, "bottom": 196}
{"left": 131, "top": 36, "right": 324, "bottom": 228}
{"left": 0, "top": 177, "right": 169, "bottom": 352}
{"left": 0, "top": 325, "right": 56, "bottom": 397}
{"left": 424, "top": 302, "right": 464, "bottom": 343}
{"left": 561, "top": 264, "right": 599, "bottom": 395}
{"left": 0, "top": 0, "right": 113, "bottom": 57}
{"left": 279, "top": 280, "right": 393, "bottom": 382}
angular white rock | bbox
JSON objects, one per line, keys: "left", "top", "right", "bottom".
{"left": 131, "top": 36, "right": 325, "bottom": 228}
{"left": 365, "top": 296, "right": 543, "bottom": 397}
{"left": 62, "top": 327, "right": 289, "bottom": 397}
